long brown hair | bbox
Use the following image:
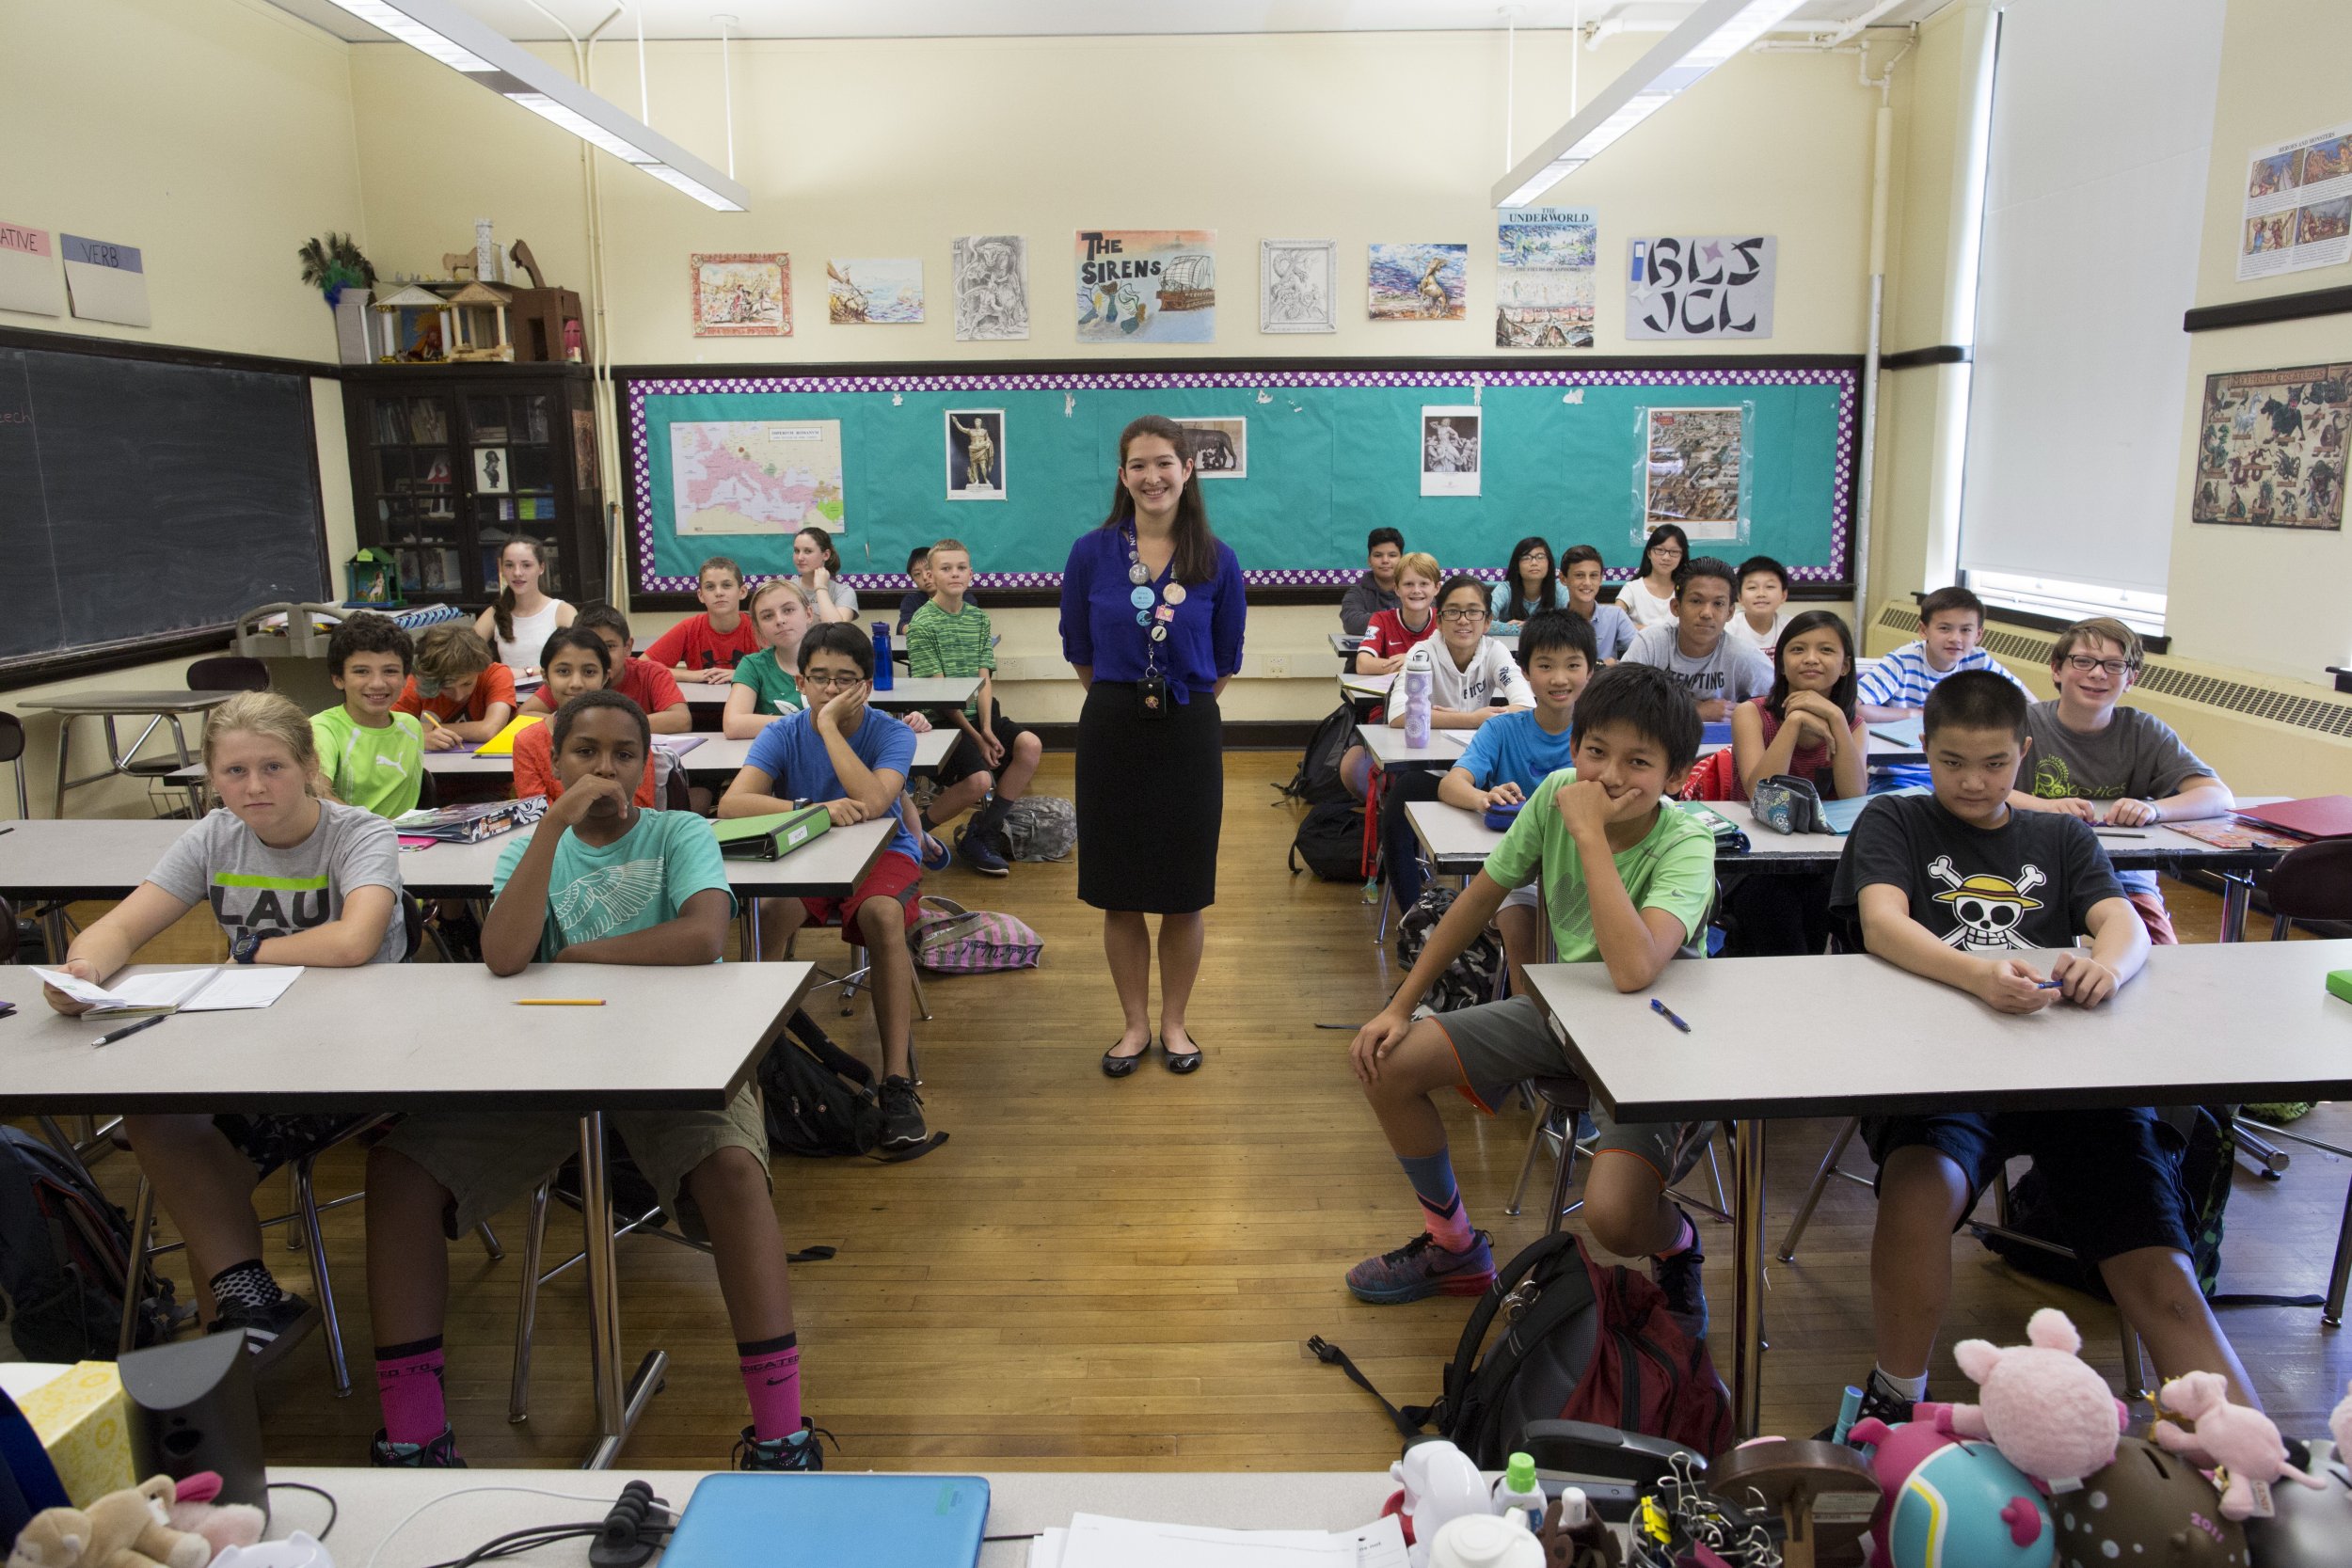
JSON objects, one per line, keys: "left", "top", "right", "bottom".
{"left": 1099, "top": 415, "right": 1217, "bottom": 585}
{"left": 491, "top": 537, "right": 548, "bottom": 644}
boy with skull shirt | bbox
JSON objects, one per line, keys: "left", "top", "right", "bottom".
{"left": 1822, "top": 671, "right": 2254, "bottom": 1433}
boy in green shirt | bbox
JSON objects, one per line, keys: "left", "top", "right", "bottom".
{"left": 310, "top": 611, "right": 426, "bottom": 818}
{"left": 1343, "top": 664, "right": 1721, "bottom": 1340}
{"left": 906, "top": 538, "right": 1041, "bottom": 877}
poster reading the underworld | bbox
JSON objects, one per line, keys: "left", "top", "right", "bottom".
{"left": 1495, "top": 208, "right": 1597, "bottom": 349}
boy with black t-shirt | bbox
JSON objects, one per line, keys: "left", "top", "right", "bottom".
{"left": 1827, "top": 671, "right": 2254, "bottom": 1430}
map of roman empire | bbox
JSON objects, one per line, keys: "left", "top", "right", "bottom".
{"left": 670, "top": 420, "right": 846, "bottom": 535}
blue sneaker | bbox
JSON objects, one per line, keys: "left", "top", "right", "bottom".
{"left": 956, "top": 827, "right": 1009, "bottom": 878}
{"left": 920, "top": 832, "right": 952, "bottom": 872}
{"left": 1344, "top": 1230, "right": 1495, "bottom": 1305}
{"left": 1652, "top": 1209, "right": 1708, "bottom": 1342}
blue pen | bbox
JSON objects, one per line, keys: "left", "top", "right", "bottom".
{"left": 2035, "top": 979, "right": 2063, "bottom": 990}
{"left": 1650, "top": 998, "right": 1692, "bottom": 1034}
{"left": 1833, "top": 1385, "right": 1864, "bottom": 1446}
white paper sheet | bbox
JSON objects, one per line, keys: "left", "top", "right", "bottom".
{"left": 31, "top": 965, "right": 301, "bottom": 1014}
{"left": 1052, "top": 1513, "right": 1407, "bottom": 1568}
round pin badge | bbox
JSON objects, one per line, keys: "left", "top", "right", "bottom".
{"left": 1128, "top": 563, "right": 1151, "bottom": 585}
{"left": 1135, "top": 610, "right": 1151, "bottom": 626}
{"left": 1149, "top": 624, "right": 1168, "bottom": 641}
{"left": 1163, "top": 583, "right": 1186, "bottom": 605}
{"left": 1129, "top": 585, "right": 1155, "bottom": 609}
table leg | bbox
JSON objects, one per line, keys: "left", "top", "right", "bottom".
{"left": 576, "top": 1112, "right": 637, "bottom": 1469}
{"left": 2218, "top": 873, "right": 2251, "bottom": 944}
{"left": 1730, "top": 1117, "right": 1769, "bottom": 1440}
{"left": 745, "top": 897, "right": 764, "bottom": 963}
{"left": 52, "top": 714, "right": 75, "bottom": 816}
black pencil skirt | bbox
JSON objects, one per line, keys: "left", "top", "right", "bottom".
{"left": 1074, "top": 681, "right": 1224, "bottom": 913}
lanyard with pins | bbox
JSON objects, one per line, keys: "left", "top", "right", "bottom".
{"left": 1123, "top": 527, "right": 1188, "bottom": 684}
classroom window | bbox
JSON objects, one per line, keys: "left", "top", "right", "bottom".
{"left": 1966, "top": 570, "right": 2167, "bottom": 640}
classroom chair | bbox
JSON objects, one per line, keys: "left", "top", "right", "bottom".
{"left": 1502, "top": 1075, "right": 1732, "bottom": 1237}
{"left": 129, "top": 657, "right": 273, "bottom": 816}
{"left": 1, "top": 709, "right": 28, "bottom": 819}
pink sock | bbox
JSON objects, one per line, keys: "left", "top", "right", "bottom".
{"left": 1655, "top": 1211, "right": 1697, "bottom": 1259}
{"left": 739, "top": 1333, "right": 802, "bottom": 1442}
{"left": 374, "top": 1336, "right": 449, "bottom": 1447}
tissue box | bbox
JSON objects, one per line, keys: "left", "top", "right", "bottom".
{"left": 0, "top": 1363, "right": 135, "bottom": 1506}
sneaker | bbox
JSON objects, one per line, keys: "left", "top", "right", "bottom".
{"left": 207, "top": 1294, "right": 318, "bottom": 1373}
{"left": 1344, "top": 1231, "right": 1496, "bottom": 1305}
{"left": 371, "top": 1424, "right": 466, "bottom": 1467}
{"left": 878, "top": 1075, "right": 929, "bottom": 1149}
{"left": 920, "top": 832, "right": 953, "bottom": 873}
{"left": 1651, "top": 1210, "right": 1708, "bottom": 1343}
{"left": 955, "top": 827, "right": 1009, "bottom": 878}
{"left": 736, "top": 1418, "right": 829, "bottom": 1471}
{"left": 435, "top": 906, "right": 483, "bottom": 962}
{"left": 1819, "top": 1370, "right": 1924, "bottom": 1443}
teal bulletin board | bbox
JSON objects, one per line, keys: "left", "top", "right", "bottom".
{"left": 620, "top": 359, "right": 1857, "bottom": 599}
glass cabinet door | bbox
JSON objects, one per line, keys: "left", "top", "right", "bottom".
{"left": 466, "top": 390, "right": 566, "bottom": 597}
{"left": 369, "top": 393, "right": 462, "bottom": 596}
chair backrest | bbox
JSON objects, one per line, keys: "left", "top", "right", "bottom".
{"left": 415, "top": 767, "right": 439, "bottom": 812}
{"left": 0, "top": 711, "right": 24, "bottom": 768}
{"left": 0, "top": 895, "right": 17, "bottom": 963}
{"left": 186, "top": 657, "right": 270, "bottom": 693}
{"left": 2259, "top": 838, "right": 2352, "bottom": 923}
{"left": 401, "top": 895, "right": 424, "bottom": 962}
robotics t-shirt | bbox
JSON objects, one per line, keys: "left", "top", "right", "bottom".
{"left": 1829, "top": 793, "right": 2122, "bottom": 958}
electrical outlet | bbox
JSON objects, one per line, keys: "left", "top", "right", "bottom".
{"left": 1263, "top": 655, "right": 1292, "bottom": 679}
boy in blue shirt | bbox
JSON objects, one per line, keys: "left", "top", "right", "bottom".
{"left": 364, "top": 690, "right": 824, "bottom": 1471}
{"left": 1436, "top": 610, "right": 1595, "bottom": 1000}
{"left": 720, "top": 623, "right": 931, "bottom": 1153}
{"left": 1344, "top": 665, "right": 1720, "bottom": 1341}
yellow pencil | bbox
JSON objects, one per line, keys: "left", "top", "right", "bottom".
{"left": 516, "top": 998, "right": 606, "bottom": 1006}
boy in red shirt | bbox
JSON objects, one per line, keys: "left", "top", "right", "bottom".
{"left": 646, "top": 556, "right": 760, "bottom": 681}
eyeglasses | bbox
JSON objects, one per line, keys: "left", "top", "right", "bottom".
{"left": 1438, "top": 606, "right": 1489, "bottom": 625}
{"left": 2059, "top": 656, "right": 2136, "bottom": 677}
{"left": 802, "top": 672, "right": 866, "bottom": 690}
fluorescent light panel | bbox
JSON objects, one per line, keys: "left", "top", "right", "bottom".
{"left": 309, "top": 0, "right": 749, "bottom": 211}
{"left": 1491, "top": 0, "right": 1807, "bottom": 208}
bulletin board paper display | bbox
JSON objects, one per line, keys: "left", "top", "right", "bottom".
{"left": 622, "top": 361, "right": 1858, "bottom": 597}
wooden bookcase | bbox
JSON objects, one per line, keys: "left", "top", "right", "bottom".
{"left": 341, "top": 364, "right": 605, "bottom": 608}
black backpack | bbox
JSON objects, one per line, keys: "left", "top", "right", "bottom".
{"left": 0, "top": 1127, "right": 176, "bottom": 1362}
{"left": 757, "top": 1011, "right": 882, "bottom": 1158}
{"left": 1288, "top": 800, "right": 1367, "bottom": 882}
{"left": 1280, "top": 703, "right": 1359, "bottom": 807}
{"left": 1395, "top": 885, "right": 1504, "bottom": 1013}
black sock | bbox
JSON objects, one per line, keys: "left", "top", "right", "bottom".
{"left": 209, "top": 1259, "right": 285, "bottom": 1313}
{"left": 971, "top": 792, "right": 1013, "bottom": 837}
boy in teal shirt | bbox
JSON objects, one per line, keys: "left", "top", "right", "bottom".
{"left": 1343, "top": 664, "right": 1720, "bottom": 1340}
{"left": 364, "top": 690, "right": 822, "bottom": 1473}
{"left": 906, "top": 538, "right": 1041, "bottom": 876}
{"left": 310, "top": 612, "right": 426, "bottom": 818}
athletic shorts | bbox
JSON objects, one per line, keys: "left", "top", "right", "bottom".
{"left": 1430, "top": 994, "right": 1715, "bottom": 1185}
{"left": 380, "top": 1085, "right": 769, "bottom": 1243}
{"left": 800, "top": 848, "right": 922, "bottom": 934}
{"left": 2126, "top": 889, "right": 2178, "bottom": 945}
{"left": 1863, "top": 1107, "right": 2191, "bottom": 1263}
{"left": 935, "top": 712, "right": 1038, "bottom": 787}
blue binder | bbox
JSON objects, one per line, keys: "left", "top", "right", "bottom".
{"left": 660, "top": 1473, "right": 993, "bottom": 1568}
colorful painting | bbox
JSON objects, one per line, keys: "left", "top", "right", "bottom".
{"left": 1371, "top": 243, "right": 1466, "bottom": 323}
{"left": 1175, "top": 417, "right": 1247, "bottom": 479}
{"left": 2191, "top": 362, "right": 2351, "bottom": 531}
{"left": 827, "top": 258, "right": 924, "bottom": 325}
{"left": 1644, "top": 408, "right": 1745, "bottom": 538}
{"left": 690, "top": 252, "right": 789, "bottom": 337}
{"left": 1421, "top": 405, "right": 1480, "bottom": 497}
{"left": 946, "top": 410, "right": 1005, "bottom": 500}
{"left": 1075, "top": 230, "right": 1216, "bottom": 344}
{"left": 1496, "top": 209, "right": 1597, "bottom": 349}
{"left": 952, "top": 235, "right": 1028, "bottom": 341}
{"left": 2238, "top": 118, "right": 2352, "bottom": 280}
{"left": 1260, "top": 239, "right": 1336, "bottom": 334}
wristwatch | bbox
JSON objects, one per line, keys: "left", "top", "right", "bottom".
{"left": 230, "top": 930, "right": 266, "bottom": 966}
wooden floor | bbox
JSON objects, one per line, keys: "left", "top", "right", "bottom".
{"left": 16, "top": 752, "right": 2351, "bottom": 1471}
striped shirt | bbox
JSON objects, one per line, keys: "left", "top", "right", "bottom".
{"left": 1856, "top": 640, "right": 2029, "bottom": 710}
{"left": 907, "top": 598, "right": 995, "bottom": 716}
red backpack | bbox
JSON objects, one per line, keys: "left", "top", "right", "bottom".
{"left": 1313, "top": 1230, "right": 1733, "bottom": 1465}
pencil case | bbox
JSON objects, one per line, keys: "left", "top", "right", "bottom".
{"left": 1484, "top": 800, "right": 1524, "bottom": 832}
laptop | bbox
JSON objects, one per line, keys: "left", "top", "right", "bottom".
{"left": 660, "top": 1473, "right": 992, "bottom": 1568}
{"left": 2233, "top": 796, "right": 2352, "bottom": 841}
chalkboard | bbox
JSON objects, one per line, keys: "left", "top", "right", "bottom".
{"left": 0, "top": 341, "right": 327, "bottom": 672}
{"left": 620, "top": 357, "right": 1857, "bottom": 603}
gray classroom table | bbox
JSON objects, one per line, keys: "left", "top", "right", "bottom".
{"left": 22, "top": 689, "right": 236, "bottom": 816}
{"left": 159, "top": 728, "right": 958, "bottom": 788}
{"left": 0, "top": 961, "right": 816, "bottom": 1468}
{"left": 1523, "top": 939, "right": 2352, "bottom": 1439}
{"left": 261, "top": 1467, "right": 1486, "bottom": 1566}
{"left": 1329, "top": 630, "right": 1364, "bottom": 658}
{"left": 1353, "top": 722, "right": 1469, "bottom": 771}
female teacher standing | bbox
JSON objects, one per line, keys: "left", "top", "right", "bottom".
{"left": 1060, "top": 415, "right": 1248, "bottom": 1078}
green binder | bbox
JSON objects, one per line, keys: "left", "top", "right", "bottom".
{"left": 714, "top": 805, "right": 831, "bottom": 861}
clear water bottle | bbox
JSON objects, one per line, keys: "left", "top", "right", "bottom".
{"left": 870, "top": 622, "right": 895, "bottom": 690}
{"left": 1403, "top": 642, "right": 1433, "bottom": 749}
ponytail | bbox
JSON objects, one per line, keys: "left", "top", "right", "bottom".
{"left": 491, "top": 537, "right": 548, "bottom": 645}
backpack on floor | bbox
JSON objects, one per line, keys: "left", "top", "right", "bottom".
{"left": 997, "top": 796, "right": 1076, "bottom": 862}
{"left": 0, "top": 1126, "right": 176, "bottom": 1362}
{"left": 910, "top": 895, "right": 1043, "bottom": 973}
{"left": 1311, "top": 1230, "right": 1734, "bottom": 1466}
{"left": 1281, "top": 703, "right": 1359, "bottom": 807}
{"left": 1289, "top": 800, "right": 1367, "bottom": 881}
{"left": 757, "top": 1011, "right": 882, "bottom": 1158}
{"left": 1394, "top": 885, "right": 1504, "bottom": 1013}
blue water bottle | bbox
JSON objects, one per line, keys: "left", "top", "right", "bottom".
{"left": 870, "top": 622, "right": 895, "bottom": 690}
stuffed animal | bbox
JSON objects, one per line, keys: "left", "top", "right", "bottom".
{"left": 157, "top": 1473, "right": 264, "bottom": 1560}
{"left": 2153, "top": 1370, "right": 2327, "bottom": 1521}
{"left": 1935, "top": 1307, "right": 2126, "bottom": 1491}
{"left": 2330, "top": 1378, "right": 2352, "bottom": 1463}
{"left": 6, "top": 1476, "right": 210, "bottom": 1568}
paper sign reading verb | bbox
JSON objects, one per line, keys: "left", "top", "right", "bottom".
{"left": 61, "top": 232, "right": 151, "bottom": 327}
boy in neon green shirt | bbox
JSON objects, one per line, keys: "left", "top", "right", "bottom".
{"left": 310, "top": 612, "right": 426, "bottom": 818}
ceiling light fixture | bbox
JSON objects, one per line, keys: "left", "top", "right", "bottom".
{"left": 1492, "top": 0, "right": 1807, "bottom": 207}
{"left": 303, "top": 0, "right": 749, "bottom": 211}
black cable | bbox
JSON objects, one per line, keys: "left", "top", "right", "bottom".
{"left": 266, "top": 1481, "right": 340, "bottom": 1543}
{"left": 984, "top": 1531, "right": 1045, "bottom": 1542}
{"left": 418, "top": 1525, "right": 598, "bottom": 1568}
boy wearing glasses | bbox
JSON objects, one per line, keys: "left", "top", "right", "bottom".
{"left": 2010, "top": 616, "right": 2232, "bottom": 944}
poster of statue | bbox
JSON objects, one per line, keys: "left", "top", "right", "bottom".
{"left": 2191, "top": 362, "right": 2350, "bottom": 531}
{"left": 952, "top": 235, "right": 1028, "bottom": 341}
{"left": 1259, "top": 239, "right": 1336, "bottom": 334}
{"left": 1420, "top": 405, "right": 1481, "bottom": 497}
{"left": 1625, "top": 235, "right": 1776, "bottom": 341}
{"left": 689, "top": 252, "right": 789, "bottom": 337}
{"left": 1643, "top": 407, "right": 1745, "bottom": 538}
{"left": 1371, "top": 243, "right": 1467, "bottom": 322}
{"left": 1174, "top": 417, "right": 1247, "bottom": 479}
{"left": 826, "top": 258, "right": 924, "bottom": 324}
{"left": 946, "top": 410, "right": 1006, "bottom": 501}
{"left": 1074, "top": 229, "right": 1216, "bottom": 344}
{"left": 1495, "top": 208, "right": 1596, "bottom": 348}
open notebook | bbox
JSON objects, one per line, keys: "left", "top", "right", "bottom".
{"left": 31, "top": 965, "right": 302, "bottom": 1016}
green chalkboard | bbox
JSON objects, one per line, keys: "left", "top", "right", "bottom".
{"left": 621, "top": 357, "right": 1856, "bottom": 601}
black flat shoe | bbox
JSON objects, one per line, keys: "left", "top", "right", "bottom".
{"left": 1101, "top": 1039, "right": 1150, "bottom": 1078}
{"left": 1162, "top": 1037, "right": 1203, "bottom": 1074}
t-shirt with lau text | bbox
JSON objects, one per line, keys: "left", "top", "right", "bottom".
{"left": 146, "top": 801, "right": 405, "bottom": 965}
